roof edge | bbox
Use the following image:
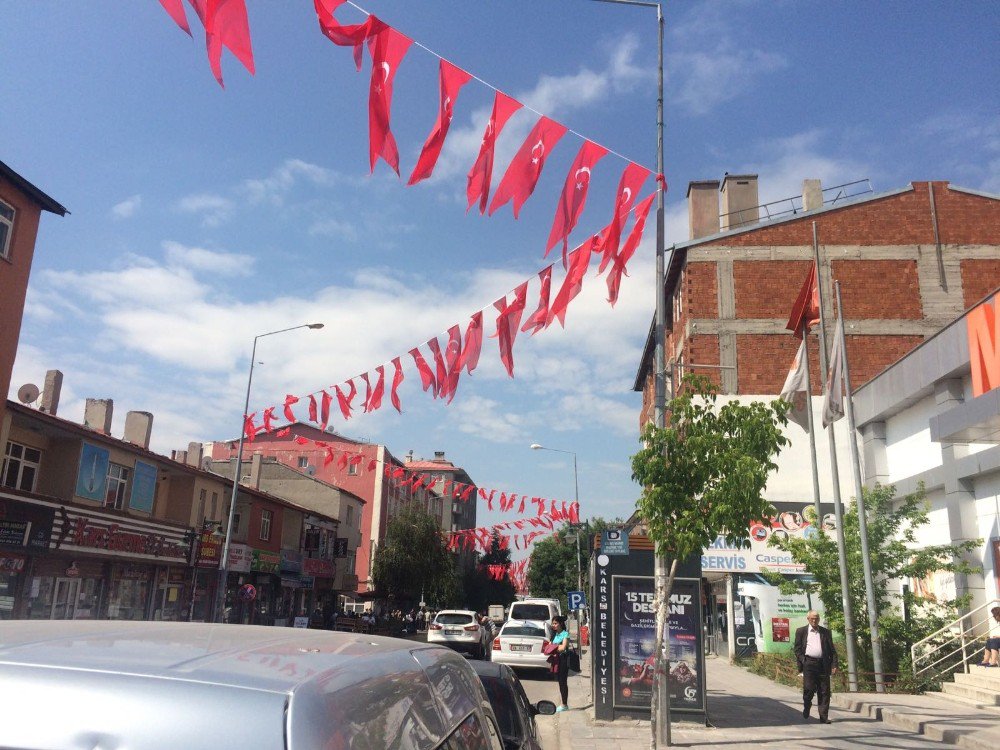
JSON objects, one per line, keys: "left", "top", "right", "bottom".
{"left": 0, "top": 160, "right": 68, "bottom": 215}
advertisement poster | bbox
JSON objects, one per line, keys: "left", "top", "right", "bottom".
{"left": 75, "top": 443, "right": 110, "bottom": 502}
{"left": 614, "top": 577, "right": 704, "bottom": 712}
{"left": 129, "top": 460, "right": 158, "bottom": 513}
{"left": 736, "top": 580, "right": 816, "bottom": 655}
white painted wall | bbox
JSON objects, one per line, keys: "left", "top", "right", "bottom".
{"left": 884, "top": 394, "right": 942, "bottom": 481}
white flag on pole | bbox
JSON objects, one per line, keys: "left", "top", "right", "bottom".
{"left": 780, "top": 336, "right": 810, "bottom": 431}
{"left": 823, "top": 317, "right": 846, "bottom": 428}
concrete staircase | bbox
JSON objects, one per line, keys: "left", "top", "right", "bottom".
{"left": 929, "top": 665, "right": 1000, "bottom": 714}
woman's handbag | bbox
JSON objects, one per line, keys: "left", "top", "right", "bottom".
{"left": 568, "top": 647, "right": 581, "bottom": 673}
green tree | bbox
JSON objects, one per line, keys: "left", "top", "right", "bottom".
{"left": 631, "top": 375, "right": 789, "bottom": 746}
{"left": 527, "top": 517, "right": 621, "bottom": 602}
{"left": 766, "top": 482, "right": 980, "bottom": 681}
{"left": 372, "top": 506, "right": 461, "bottom": 610}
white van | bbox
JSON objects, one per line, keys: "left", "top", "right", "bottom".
{"left": 508, "top": 598, "right": 561, "bottom": 624}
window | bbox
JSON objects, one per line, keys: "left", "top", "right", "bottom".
{"left": 345, "top": 505, "right": 354, "bottom": 527}
{"left": 2, "top": 441, "right": 41, "bottom": 492}
{"left": 347, "top": 462, "right": 359, "bottom": 476}
{"left": 0, "top": 199, "right": 14, "bottom": 260}
{"left": 210, "top": 492, "right": 219, "bottom": 522}
{"left": 105, "top": 463, "right": 130, "bottom": 510}
{"left": 347, "top": 553, "right": 356, "bottom": 574}
{"left": 259, "top": 509, "right": 273, "bottom": 541}
{"left": 297, "top": 456, "right": 309, "bottom": 468}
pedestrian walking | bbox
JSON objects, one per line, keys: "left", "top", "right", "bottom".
{"left": 793, "top": 610, "right": 838, "bottom": 723}
{"left": 549, "top": 615, "right": 572, "bottom": 712}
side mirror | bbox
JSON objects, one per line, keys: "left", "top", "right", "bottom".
{"left": 534, "top": 700, "right": 557, "bottom": 716}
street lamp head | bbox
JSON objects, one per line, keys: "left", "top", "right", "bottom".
{"left": 307, "top": 323, "right": 325, "bottom": 329}
{"left": 530, "top": 443, "right": 543, "bottom": 450}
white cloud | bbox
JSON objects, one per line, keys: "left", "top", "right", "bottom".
{"left": 176, "top": 192, "right": 235, "bottom": 227}
{"left": 163, "top": 240, "right": 254, "bottom": 277}
{"left": 241, "top": 158, "right": 341, "bottom": 206}
{"left": 111, "top": 194, "right": 141, "bottom": 219}
{"left": 912, "top": 110, "right": 1000, "bottom": 194}
{"left": 308, "top": 218, "right": 359, "bottom": 241}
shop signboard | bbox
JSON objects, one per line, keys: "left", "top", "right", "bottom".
{"left": 601, "top": 529, "right": 628, "bottom": 555}
{"left": 227, "top": 543, "right": 252, "bottom": 573}
{"left": 128, "top": 461, "right": 158, "bottom": 513}
{"left": 75, "top": 443, "right": 110, "bottom": 502}
{"left": 0, "top": 496, "right": 54, "bottom": 550}
{"left": 195, "top": 530, "right": 222, "bottom": 568}
{"left": 302, "top": 557, "right": 336, "bottom": 578}
{"left": 613, "top": 576, "right": 705, "bottom": 713}
{"left": 50, "top": 504, "right": 189, "bottom": 564}
{"left": 280, "top": 549, "right": 303, "bottom": 574}
{"left": 251, "top": 549, "right": 280, "bottom": 574}
{"left": 0, "top": 552, "right": 26, "bottom": 573}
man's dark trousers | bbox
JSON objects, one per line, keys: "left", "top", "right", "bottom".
{"left": 802, "top": 655, "right": 831, "bottom": 720}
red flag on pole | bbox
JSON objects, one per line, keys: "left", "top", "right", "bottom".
{"left": 390, "top": 357, "right": 404, "bottom": 412}
{"left": 786, "top": 262, "right": 821, "bottom": 339}
{"left": 489, "top": 116, "right": 567, "bottom": 218}
{"left": 520, "top": 265, "right": 553, "bottom": 336}
{"left": 367, "top": 24, "right": 412, "bottom": 175}
{"left": 606, "top": 192, "right": 655, "bottom": 306}
{"left": 467, "top": 91, "right": 522, "bottom": 214}
{"left": 409, "top": 59, "right": 472, "bottom": 185}
{"left": 598, "top": 162, "right": 651, "bottom": 272}
{"left": 545, "top": 140, "right": 608, "bottom": 261}
{"left": 492, "top": 281, "right": 529, "bottom": 377}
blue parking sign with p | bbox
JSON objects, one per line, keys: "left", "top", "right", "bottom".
{"left": 568, "top": 590, "right": 586, "bottom": 611}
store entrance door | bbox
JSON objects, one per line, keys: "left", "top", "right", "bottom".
{"left": 52, "top": 578, "right": 80, "bottom": 619}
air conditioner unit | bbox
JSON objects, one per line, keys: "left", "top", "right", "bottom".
{"left": 306, "top": 465, "right": 316, "bottom": 476}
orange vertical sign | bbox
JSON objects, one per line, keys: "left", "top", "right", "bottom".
{"left": 968, "top": 294, "right": 1000, "bottom": 397}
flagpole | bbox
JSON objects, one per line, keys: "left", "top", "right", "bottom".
{"left": 813, "top": 222, "right": 859, "bottom": 691}
{"left": 834, "top": 281, "right": 885, "bottom": 692}
{"left": 800, "top": 324, "right": 823, "bottom": 528}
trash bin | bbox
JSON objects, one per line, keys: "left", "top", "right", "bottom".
{"left": 581, "top": 625, "right": 589, "bottom": 646}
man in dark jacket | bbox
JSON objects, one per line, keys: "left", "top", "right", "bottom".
{"left": 793, "top": 611, "right": 838, "bottom": 723}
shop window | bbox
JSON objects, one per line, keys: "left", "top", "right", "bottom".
{"left": 2, "top": 441, "right": 41, "bottom": 492}
{"left": 0, "top": 199, "right": 14, "bottom": 260}
{"left": 105, "top": 463, "right": 130, "bottom": 510}
{"left": 260, "top": 509, "right": 273, "bottom": 541}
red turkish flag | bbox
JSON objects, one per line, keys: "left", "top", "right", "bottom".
{"left": 489, "top": 116, "right": 568, "bottom": 218}
{"left": 459, "top": 312, "right": 484, "bottom": 375}
{"left": 548, "top": 234, "right": 600, "bottom": 328}
{"left": 409, "top": 59, "right": 472, "bottom": 185}
{"left": 308, "top": 394, "right": 318, "bottom": 423}
{"left": 467, "top": 91, "right": 522, "bottom": 214}
{"left": 427, "top": 338, "right": 448, "bottom": 399}
{"left": 520, "top": 265, "right": 553, "bottom": 336}
{"left": 786, "top": 262, "right": 821, "bottom": 338}
{"left": 261, "top": 406, "right": 277, "bottom": 433}
{"left": 243, "top": 412, "right": 258, "bottom": 443}
{"left": 598, "top": 162, "right": 651, "bottom": 272}
{"left": 606, "top": 192, "right": 655, "bottom": 306}
{"left": 367, "top": 24, "right": 412, "bottom": 175}
{"left": 313, "top": 0, "right": 377, "bottom": 71}
{"left": 492, "top": 281, "right": 528, "bottom": 378}
{"left": 545, "top": 140, "right": 608, "bottom": 260}
{"left": 390, "top": 357, "right": 404, "bottom": 412}
{"left": 367, "top": 366, "right": 386, "bottom": 412}
{"left": 409, "top": 347, "right": 436, "bottom": 393}
{"left": 320, "top": 390, "right": 333, "bottom": 429}
{"left": 335, "top": 380, "right": 357, "bottom": 419}
{"left": 282, "top": 394, "right": 299, "bottom": 422}
{"left": 189, "top": 0, "right": 255, "bottom": 87}
{"left": 442, "top": 325, "right": 463, "bottom": 403}
{"left": 158, "top": 0, "right": 192, "bottom": 34}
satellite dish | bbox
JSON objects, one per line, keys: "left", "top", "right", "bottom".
{"left": 17, "top": 383, "right": 40, "bottom": 404}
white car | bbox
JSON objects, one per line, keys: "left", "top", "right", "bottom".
{"left": 427, "top": 609, "right": 490, "bottom": 659}
{"left": 508, "top": 600, "right": 559, "bottom": 624}
{"left": 491, "top": 619, "right": 555, "bottom": 672}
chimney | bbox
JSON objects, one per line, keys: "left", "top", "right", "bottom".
{"left": 405, "top": 450, "right": 413, "bottom": 464}
{"left": 186, "top": 442, "right": 203, "bottom": 468}
{"left": 802, "top": 179, "right": 823, "bottom": 212}
{"left": 434, "top": 451, "right": 446, "bottom": 461}
{"left": 720, "top": 174, "right": 759, "bottom": 230}
{"left": 248, "top": 453, "right": 263, "bottom": 489}
{"left": 39, "top": 369, "right": 63, "bottom": 415}
{"left": 174, "top": 450, "right": 188, "bottom": 465}
{"left": 687, "top": 180, "right": 720, "bottom": 239}
{"left": 124, "top": 411, "right": 153, "bottom": 449}
{"left": 84, "top": 398, "right": 113, "bottom": 434}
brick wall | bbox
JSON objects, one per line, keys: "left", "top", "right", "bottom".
{"left": 960, "top": 261, "right": 1000, "bottom": 307}
{"left": 735, "top": 260, "right": 813, "bottom": 319}
{"left": 686, "top": 262, "right": 718, "bottom": 317}
{"left": 831, "top": 259, "right": 923, "bottom": 319}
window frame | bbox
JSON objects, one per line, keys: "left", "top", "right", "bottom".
{"left": 0, "top": 198, "right": 14, "bottom": 261}
{"left": 259, "top": 509, "right": 273, "bottom": 541}
{"left": 347, "top": 462, "right": 359, "bottom": 476}
{"left": 105, "top": 463, "right": 131, "bottom": 510}
{"left": 1, "top": 440, "right": 42, "bottom": 492}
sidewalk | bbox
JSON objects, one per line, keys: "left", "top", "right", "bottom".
{"left": 542, "top": 651, "right": 1000, "bottom": 749}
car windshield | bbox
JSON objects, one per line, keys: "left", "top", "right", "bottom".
{"left": 436, "top": 613, "right": 474, "bottom": 625}
{"left": 511, "top": 604, "right": 550, "bottom": 621}
{"left": 478, "top": 674, "right": 522, "bottom": 743}
{"left": 502, "top": 625, "right": 546, "bottom": 638}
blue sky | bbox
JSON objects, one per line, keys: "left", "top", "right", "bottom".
{"left": 3, "top": 1, "right": 997, "bottom": 538}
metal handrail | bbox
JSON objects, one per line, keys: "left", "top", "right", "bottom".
{"left": 911, "top": 598, "right": 1000, "bottom": 680}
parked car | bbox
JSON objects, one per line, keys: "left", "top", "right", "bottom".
{"left": 491, "top": 619, "right": 554, "bottom": 672}
{"left": 508, "top": 599, "right": 560, "bottom": 625}
{"left": 428, "top": 608, "right": 491, "bottom": 659}
{"left": 470, "top": 660, "right": 556, "bottom": 750}
{"left": 0, "top": 620, "right": 505, "bottom": 750}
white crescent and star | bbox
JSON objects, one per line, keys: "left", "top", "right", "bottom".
{"left": 621, "top": 187, "right": 633, "bottom": 204}
{"left": 530, "top": 139, "right": 545, "bottom": 165}
{"left": 575, "top": 166, "right": 592, "bottom": 190}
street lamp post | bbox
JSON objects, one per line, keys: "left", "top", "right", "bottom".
{"left": 529, "top": 443, "right": 581, "bottom": 592}
{"left": 214, "top": 323, "right": 324, "bottom": 623}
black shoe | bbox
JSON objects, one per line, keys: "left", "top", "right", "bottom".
{"left": 820, "top": 717, "right": 832, "bottom": 724}
{"left": 802, "top": 707, "right": 810, "bottom": 720}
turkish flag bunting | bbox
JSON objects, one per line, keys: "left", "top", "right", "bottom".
{"left": 520, "top": 265, "right": 553, "bottom": 336}
{"left": 545, "top": 140, "right": 609, "bottom": 261}
{"left": 276, "top": 427, "right": 291, "bottom": 437}
{"left": 409, "top": 347, "right": 436, "bottom": 393}
{"left": 598, "top": 162, "right": 651, "bottom": 272}
{"left": 319, "top": 390, "right": 332, "bottom": 429}
{"left": 459, "top": 311, "right": 484, "bottom": 375}
{"left": 467, "top": 91, "right": 522, "bottom": 214}
{"left": 335, "top": 380, "right": 357, "bottom": 419}
{"left": 606, "top": 192, "right": 655, "bottom": 306}
{"left": 786, "top": 261, "right": 821, "bottom": 338}
{"left": 492, "top": 281, "right": 528, "bottom": 377}
{"left": 313, "top": 0, "right": 378, "bottom": 71}
{"left": 243, "top": 412, "right": 258, "bottom": 443}
{"left": 360, "top": 373, "right": 372, "bottom": 413}
{"left": 189, "top": 0, "right": 256, "bottom": 87}
{"left": 158, "top": 0, "right": 192, "bottom": 34}
{"left": 442, "top": 325, "right": 463, "bottom": 403}
{"left": 283, "top": 394, "right": 299, "bottom": 422}
{"left": 427, "top": 338, "right": 448, "bottom": 398}
{"left": 308, "top": 395, "right": 318, "bottom": 423}
{"left": 409, "top": 59, "right": 472, "bottom": 185}
{"left": 262, "top": 406, "right": 277, "bottom": 433}
{"left": 547, "top": 234, "right": 599, "bottom": 328}
{"left": 390, "top": 357, "right": 404, "bottom": 412}
{"left": 489, "top": 116, "right": 568, "bottom": 218}
{"left": 367, "top": 24, "right": 413, "bottom": 175}
{"left": 366, "top": 366, "right": 385, "bottom": 411}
